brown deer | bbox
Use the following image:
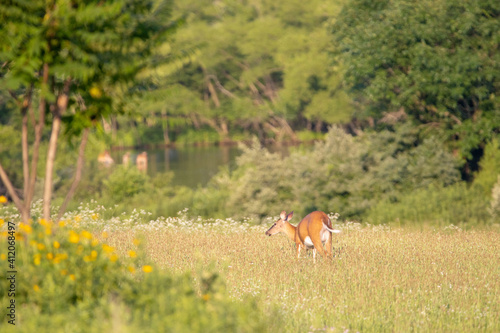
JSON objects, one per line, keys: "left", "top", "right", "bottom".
{"left": 122, "top": 152, "right": 131, "bottom": 166}
{"left": 265, "top": 211, "right": 341, "bottom": 262}
{"left": 136, "top": 152, "right": 148, "bottom": 172}
{"left": 97, "top": 151, "right": 114, "bottom": 167}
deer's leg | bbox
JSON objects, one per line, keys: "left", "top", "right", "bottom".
{"left": 325, "top": 232, "right": 333, "bottom": 258}
{"left": 311, "top": 237, "right": 327, "bottom": 259}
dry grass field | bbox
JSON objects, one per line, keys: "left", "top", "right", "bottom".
{"left": 105, "top": 220, "right": 500, "bottom": 332}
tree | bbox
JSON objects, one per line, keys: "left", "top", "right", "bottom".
{"left": 0, "top": 0, "right": 177, "bottom": 221}
{"left": 333, "top": 0, "right": 500, "bottom": 157}
{"left": 163, "top": 0, "right": 354, "bottom": 143}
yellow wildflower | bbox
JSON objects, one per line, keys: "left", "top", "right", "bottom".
{"left": 91, "top": 213, "right": 99, "bottom": 220}
{"left": 46, "top": 253, "right": 54, "bottom": 260}
{"left": 0, "top": 195, "right": 7, "bottom": 203}
{"left": 33, "top": 285, "right": 40, "bottom": 292}
{"left": 128, "top": 250, "right": 137, "bottom": 258}
{"left": 0, "top": 219, "right": 4, "bottom": 226}
{"left": 0, "top": 254, "right": 6, "bottom": 260}
{"left": 91, "top": 239, "right": 99, "bottom": 247}
{"left": 202, "top": 294, "right": 210, "bottom": 301}
{"left": 19, "top": 223, "right": 33, "bottom": 234}
{"left": 89, "top": 86, "right": 103, "bottom": 99}
{"left": 45, "top": 226, "right": 52, "bottom": 235}
{"left": 142, "top": 265, "right": 153, "bottom": 273}
{"left": 55, "top": 253, "right": 68, "bottom": 261}
{"left": 81, "top": 230, "right": 92, "bottom": 239}
{"left": 58, "top": 220, "right": 67, "bottom": 227}
{"left": 74, "top": 215, "right": 81, "bottom": 222}
{"left": 109, "top": 254, "right": 119, "bottom": 262}
{"left": 53, "top": 241, "right": 60, "bottom": 249}
{"left": 33, "top": 254, "right": 41, "bottom": 266}
{"left": 127, "top": 266, "right": 135, "bottom": 273}
{"left": 69, "top": 274, "right": 76, "bottom": 281}
{"left": 69, "top": 230, "right": 79, "bottom": 244}
{"left": 102, "top": 244, "right": 114, "bottom": 253}
{"left": 37, "top": 243, "right": 45, "bottom": 251}
{"left": 60, "top": 269, "right": 68, "bottom": 276}
{"left": 39, "top": 219, "right": 51, "bottom": 227}
{"left": 101, "top": 231, "right": 109, "bottom": 239}
{"left": 133, "top": 238, "right": 141, "bottom": 246}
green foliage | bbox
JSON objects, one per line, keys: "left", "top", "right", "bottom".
{"left": 0, "top": 0, "right": 179, "bottom": 121}
{"left": 474, "top": 138, "right": 500, "bottom": 196}
{"left": 367, "top": 183, "right": 490, "bottom": 225}
{"left": 333, "top": 0, "right": 500, "bottom": 144}
{"left": 195, "top": 126, "right": 464, "bottom": 222}
{"left": 175, "top": 128, "right": 221, "bottom": 145}
{"left": 0, "top": 218, "right": 279, "bottom": 332}
{"left": 103, "top": 166, "right": 150, "bottom": 202}
{"left": 0, "top": 125, "right": 22, "bottom": 187}
{"left": 489, "top": 176, "right": 500, "bottom": 222}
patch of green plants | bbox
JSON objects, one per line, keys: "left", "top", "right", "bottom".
{"left": 0, "top": 217, "right": 281, "bottom": 332}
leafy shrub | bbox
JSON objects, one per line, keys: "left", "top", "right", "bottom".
{"left": 103, "top": 166, "right": 150, "bottom": 201}
{"left": 366, "top": 183, "right": 490, "bottom": 225}
{"left": 489, "top": 176, "right": 500, "bottom": 222}
{"left": 0, "top": 218, "right": 280, "bottom": 332}
{"left": 474, "top": 138, "right": 500, "bottom": 196}
{"left": 198, "top": 125, "right": 464, "bottom": 222}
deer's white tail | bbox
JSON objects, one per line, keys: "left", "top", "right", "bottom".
{"left": 325, "top": 225, "right": 341, "bottom": 233}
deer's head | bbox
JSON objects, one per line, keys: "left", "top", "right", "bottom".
{"left": 265, "top": 210, "right": 293, "bottom": 236}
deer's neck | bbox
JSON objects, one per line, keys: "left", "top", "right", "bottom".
{"left": 284, "top": 222, "right": 297, "bottom": 242}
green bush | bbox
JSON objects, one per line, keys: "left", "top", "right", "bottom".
{"left": 366, "top": 183, "right": 490, "bottom": 225}
{"left": 103, "top": 166, "right": 150, "bottom": 202}
{"left": 0, "top": 218, "right": 281, "bottom": 332}
{"left": 196, "top": 125, "right": 465, "bottom": 222}
{"left": 474, "top": 139, "right": 500, "bottom": 196}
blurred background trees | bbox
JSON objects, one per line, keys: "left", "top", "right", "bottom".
{"left": 1, "top": 0, "right": 499, "bottom": 224}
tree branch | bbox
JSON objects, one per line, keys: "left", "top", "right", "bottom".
{"left": 0, "top": 163, "right": 28, "bottom": 222}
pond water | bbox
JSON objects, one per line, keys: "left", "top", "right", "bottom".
{"left": 110, "top": 144, "right": 311, "bottom": 188}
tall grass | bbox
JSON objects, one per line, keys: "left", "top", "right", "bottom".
{"left": 104, "top": 218, "right": 500, "bottom": 332}
{"left": 1, "top": 204, "right": 499, "bottom": 332}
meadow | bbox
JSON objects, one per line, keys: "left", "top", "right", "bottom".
{"left": 1, "top": 203, "right": 499, "bottom": 332}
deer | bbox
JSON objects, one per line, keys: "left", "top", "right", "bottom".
{"left": 265, "top": 210, "right": 341, "bottom": 262}
{"left": 136, "top": 152, "right": 148, "bottom": 172}
{"left": 97, "top": 150, "right": 114, "bottom": 167}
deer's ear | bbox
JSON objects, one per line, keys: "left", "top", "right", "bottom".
{"left": 280, "top": 211, "right": 287, "bottom": 220}
{"left": 286, "top": 211, "right": 294, "bottom": 221}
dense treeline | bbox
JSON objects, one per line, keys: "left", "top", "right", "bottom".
{"left": 1, "top": 0, "right": 500, "bottom": 223}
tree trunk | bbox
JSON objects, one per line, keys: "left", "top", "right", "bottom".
{"left": 275, "top": 116, "right": 297, "bottom": 142}
{"left": 315, "top": 120, "right": 323, "bottom": 133}
{"left": 57, "top": 127, "right": 89, "bottom": 220}
{"left": 102, "top": 118, "right": 112, "bottom": 133}
{"left": 206, "top": 79, "right": 220, "bottom": 107}
{"left": 42, "top": 112, "right": 62, "bottom": 220}
{"left": 42, "top": 79, "right": 71, "bottom": 220}
{"left": 220, "top": 119, "right": 229, "bottom": 142}
{"left": 0, "top": 164, "right": 29, "bottom": 222}
{"left": 161, "top": 111, "right": 170, "bottom": 145}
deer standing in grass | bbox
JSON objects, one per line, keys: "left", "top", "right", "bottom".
{"left": 265, "top": 211, "right": 341, "bottom": 262}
